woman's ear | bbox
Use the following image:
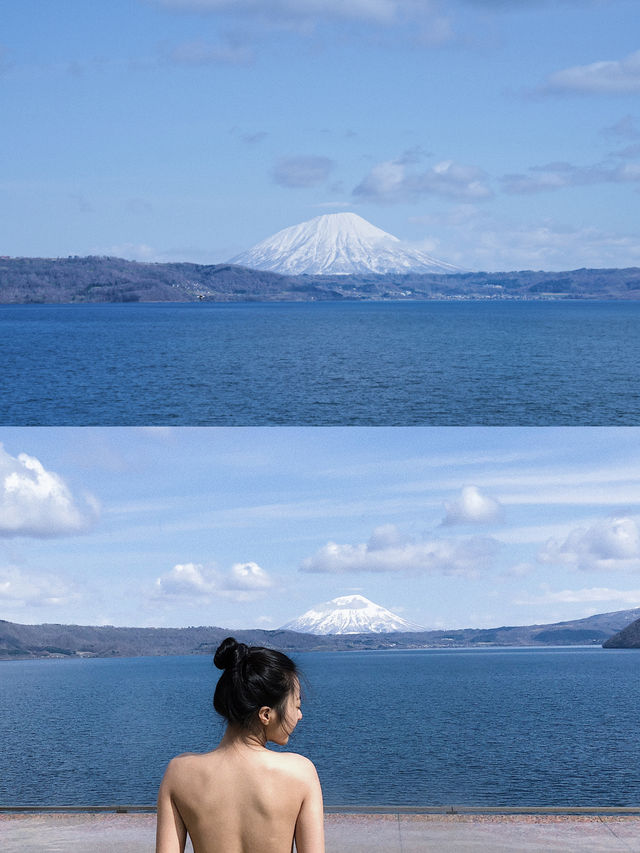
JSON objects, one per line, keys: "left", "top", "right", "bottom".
{"left": 257, "top": 705, "right": 272, "bottom": 727}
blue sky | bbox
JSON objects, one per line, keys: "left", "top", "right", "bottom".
{"left": 2, "top": 426, "right": 640, "bottom": 631}
{"left": 1, "top": 0, "right": 639, "bottom": 270}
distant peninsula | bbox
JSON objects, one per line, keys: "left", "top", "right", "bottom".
{"left": 2, "top": 606, "right": 639, "bottom": 660}
{"left": 1, "top": 256, "right": 640, "bottom": 303}
{"left": 602, "top": 616, "right": 640, "bottom": 648}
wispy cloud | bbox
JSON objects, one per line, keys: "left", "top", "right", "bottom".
{"left": 301, "top": 524, "right": 500, "bottom": 575}
{"left": 153, "top": 0, "right": 397, "bottom": 21}
{"left": 354, "top": 157, "right": 492, "bottom": 203}
{"left": 542, "top": 49, "right": 640, "bottom": 95}
{"left": 0, "top": 565, "right": 80, "bottom": 607}
{"left": 394, "top": 459, "right": 640, "bottom": 506}
{"left": 161, "top": 38, "right": 253, "bottom": 66}
{"left": 321, "top": 448, "right": 546, "bottom": 480}
{"left": 154, "top": 560, "right": 274, "bottom": 602}
{"left": 272, "top": 156, "right": 334, "bottom": 188}
{"left": 503, "top": 561, "right": 535, "bottom": 578}
{"left": 502, "top": 160, "right": 640, "bottom": 194}
{"left": 602, "top": 115, "right": 640, "bottom": 141}
{"left": 498, "top": 520, "right": 604, "bottom": 547}
{"left": 230, "top": 129, "right": 269, "bottom": 145}
{"left": 612, "top": 143, "right": 640, "bottom": 160}
{"left": 149, "top": 0, "right": 453, "bottom": 31}
{"left": 418, "top": 205, "right": 640, "bottom": 270}
{"left": 514, "top": 585, "right": 640, "bottom": 606}
{"left": 0, "top": 445, "right": 98, "bottom": 538}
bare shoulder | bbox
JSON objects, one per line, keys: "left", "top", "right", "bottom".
{"left": 276, "top": 752, "right": 320, "bottom": 784}
{"left": 161, "top": 752, "right": 205, "bottom": 783}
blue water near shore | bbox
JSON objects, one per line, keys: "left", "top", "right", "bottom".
{"left": 1, "top": 648, "right": 639, "bottom": 807}
{"left": 2, "top": 301, "right": 640, "bottom": 424}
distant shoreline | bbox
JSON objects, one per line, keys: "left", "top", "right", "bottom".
{"left": 2, "top": 606, "right": 639, "bottom": 660}
{"left": 1, "top": 256, "right": 639, "bottom": 303}
{"left": 0, "top": 644, "right": 610, "bottom": 663}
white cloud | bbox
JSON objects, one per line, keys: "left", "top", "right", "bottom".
{"left": 226, "top": 561, "right": 274, "bottom": 591}
{"left": 354, "top": 157, "right": 492, "bottom": 203}
{"left": 502, "top": 160, "right": 640, "bottom": 194}
{"left": 272, "top": 156, "right": 334, "bottom": 188}
{"left": 0, "top": 565, "right": 78, "bottom": 607}
{"left": 442, "top": 485, "right": 503, "bottom": 525}
{"left": 301, "top": 525, "right": 499, "bottom": 575}
{"left": 354, "top": 159, "right": 405, "bottom": 199}
{"left": 155, "top": 560, "right": 274, "bottom": 602}
{"left": 156, "top": 562, "right": 215, "bottom": 596}
{"left": 0, "top": 445, "right": 98, "bottom": 538}
{"left": 538, "top": 516, "right": 640, "bottom": 572}
{"left": 514, "top": 585, "right": 640, "bottom": 606}
{"left": 544, "top": 49, "right": 640, "bottom": 95}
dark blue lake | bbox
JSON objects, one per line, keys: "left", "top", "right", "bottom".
{"left": 2, "top": 301, "right": 640, "bottom": 424}
{"left": 1, "top": 648, "right": 639, "bottom": 807}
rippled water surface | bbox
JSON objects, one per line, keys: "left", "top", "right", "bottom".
{"left": 2, "top": 301, "right": 640, "bottom": 424}
{"left": 1, "top": 648, "right": 639, "bottom": 807}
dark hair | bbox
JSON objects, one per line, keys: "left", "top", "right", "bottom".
{"left": 213, "top": 637, "right": 299, "bottom": 729}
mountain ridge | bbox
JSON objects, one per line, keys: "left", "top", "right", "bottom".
{"left": 2, "top": 605, "right": 639, "bottom": 660}
{"left": 1, "top": 256, "right": 640, "bottom": 302}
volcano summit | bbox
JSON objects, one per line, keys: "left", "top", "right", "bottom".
{"left": 280, "top": 594, "right": 425, "bottom": 635}
{"left": 229, "top": 212, "right": 460, "bottom": 276}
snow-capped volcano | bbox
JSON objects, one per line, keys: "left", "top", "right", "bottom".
{"left": 280, "top": 594, "right": 424, "bottom": 635}
{"left": 229, "top": 212, "right": 460, "bottom": 276}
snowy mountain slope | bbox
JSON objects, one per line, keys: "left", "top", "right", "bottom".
{"left": 229, "top": 212, "right": 460, "bottom": 275}
{"left": 280, "top": 594, "right": 425, "bottom": 635}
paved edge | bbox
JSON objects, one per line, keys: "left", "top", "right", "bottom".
{"left": 3, "top": 806, "right": 640, "bottom": 815}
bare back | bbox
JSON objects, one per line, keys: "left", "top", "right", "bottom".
{"left": 156, "top": 740, "right": 324, "bottom": 853}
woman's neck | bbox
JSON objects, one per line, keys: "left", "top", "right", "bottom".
{"left": 220, "top": 723, "right": 267, "bottom": 752}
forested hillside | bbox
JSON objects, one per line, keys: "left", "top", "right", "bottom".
{"left": 1, "top": 256, "right": 640, "bottom": 303}
{"left": 2, "top": 606, "right": 639, "bottom": 659}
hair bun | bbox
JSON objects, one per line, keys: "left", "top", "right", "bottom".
{"left": 214, "top": 637, "right": 248, "bottom": 670}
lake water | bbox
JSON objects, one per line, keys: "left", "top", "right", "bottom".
{"left": 2, "top": 301, "right": 640, "bottom": 424}
{"left": 1, "top": 648, "right": 639, "bottom": 807}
